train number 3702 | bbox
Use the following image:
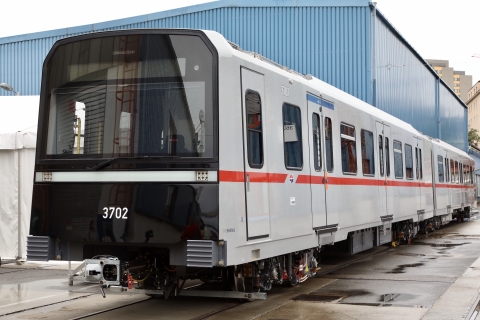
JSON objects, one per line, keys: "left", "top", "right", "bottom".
{"left": 102, "top": 207, "right": 128, "bottom": 219}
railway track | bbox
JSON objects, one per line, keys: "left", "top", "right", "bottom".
{"left": 3, "top": 219, "right": 480, "bottom": 320}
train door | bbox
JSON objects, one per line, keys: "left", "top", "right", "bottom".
{"left": 307, "top": 93, "right": 327, "bottom": 229}
{"left": 422, "top": 140, "right": 434, "bottom": 216}
{"left": 376, "top": 122, "right": 392, "bottom": 216}
{"left": 240, "top": 67, "right": 270, "bottom": 240}
{"left": 321, "top": 98, "right": 338, "bottom": 227}
{"left": 415, "top": 137, "right": 424, "bottom": 212}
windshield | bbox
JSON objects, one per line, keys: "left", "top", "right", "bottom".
{"left": 41, "top": 33, "right": 216, "bottom": 159}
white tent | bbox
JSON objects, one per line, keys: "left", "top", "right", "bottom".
{"left": 0, "top": 96, "right": 39, "bottom": 260}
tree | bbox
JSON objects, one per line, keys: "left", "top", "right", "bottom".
{"left": 468, "top": 128, "right": 480, "bottom": 146}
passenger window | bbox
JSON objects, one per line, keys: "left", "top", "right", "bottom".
{"left": 325, "top": 117, "right": 333, "bottom": 172}
{"left": 361, "top": 130, "right": 375, "bottom": 175}
{"left": 455, "top": 161, "right": 459, "bottom": 183}
{"left": 312, "top": 114, "right": 322, "bottom": 171}
{"left": 438, "top": 156, "right": 444, "bottom": 182}
{"left": 283, "top": 103, "right": 303, "bottom": 169}
{"left": 445, "top": 158, "right": 449, "bottom": 182}
{"left": 340, "top": 123, "right": 357, "bottom": 174}
{"left": 393, "top": 141, "right": 403, "bottom": 179}
{"left": 450, "top": 160, "right": 455, "bottom": 183}
{"left": 460, "top": 163, "right": 463, "bottom": 184}
{"left": 405, "top": 144, "right": 413, "bottom": 179}
{"left": 379, "top": 135, "right": 384, "bottom": 177}
{"left": 419, "top": 148, "right": 422, "bottom": 179}
{"left": 415, "top": 148, "right": 419, "bottom": 179}
{"left": 465, "top": 165, "right": 469, "bottom": 184}
{"left": 385, "top": 137, "right": 390, "bottom": 177}
{"left": 415, "top": 147, "right": 423, "bottom": 180}
{"left": 245, "top": 91, "right": 263, "bottom": 168}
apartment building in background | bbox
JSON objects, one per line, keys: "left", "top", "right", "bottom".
{"left": 468, "top": 81, "right": 480, "bottom": 134}
{"left": 426, "top": 59, "right": 472, "bottom": 103}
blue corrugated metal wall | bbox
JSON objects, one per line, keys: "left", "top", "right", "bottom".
{"left": 0, "top": 0, "right": 468, "bottom": 150}
{"left": 439, "top": 83, "right": 468, "bottom": 151}
{"left": 0, "top": 4, "right": 371, "bottom": 100}
{"left": 375, "top": 13, "right": 437, "bottom": 138}
{"left": 374, "top": 11, "right": 467, "bottom": 151}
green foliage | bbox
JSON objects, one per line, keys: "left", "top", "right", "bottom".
{"left": 469, "top": 128, "right": 480, "bottom": 146}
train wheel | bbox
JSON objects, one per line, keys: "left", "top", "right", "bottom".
{"left": 286, "top": 273, "right": 298, "bottom": 287}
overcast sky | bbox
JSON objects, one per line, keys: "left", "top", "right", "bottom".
{"left": 1, "top": 0, "right": 480, "bottom": 84}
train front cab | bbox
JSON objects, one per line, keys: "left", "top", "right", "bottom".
{"left": 30, "top": 29, "right": 230, "bottom": 283}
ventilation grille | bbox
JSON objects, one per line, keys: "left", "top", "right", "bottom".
{"left": 186, "top": 240, "right": 214, "bottom": 267}
{"left": 26, "top": 236, "right": 51, "bottom": 261}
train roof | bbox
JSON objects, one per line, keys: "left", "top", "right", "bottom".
{"left": 204, "top": 30, "right": 472, "bottom": 161}
{"left": 207, "top": 30, "right": 421, "bottom": 136}
{"left": 426, "top": 136, "right": 472, "bottom": 160}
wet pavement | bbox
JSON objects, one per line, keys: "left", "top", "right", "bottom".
{"left": 1, "top": 216, "right": 480, "bottom": 319}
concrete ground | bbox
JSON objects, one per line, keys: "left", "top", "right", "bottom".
{"left": 1, "top": 217, "right": 480, "bottom": 319}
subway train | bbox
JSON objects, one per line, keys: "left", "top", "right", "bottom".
{"left": 30, "top": 29, "right": 475, "bottom": 299}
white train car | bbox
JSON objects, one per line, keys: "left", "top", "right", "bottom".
{"left": 30, "top": 29, "right": 475, "bottom": 299}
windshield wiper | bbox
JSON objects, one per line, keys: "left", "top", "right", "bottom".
{"left": 89, "top": 157, "right": 126, "bottom": 171}
{"left": 89, "top": 156, "right": 181, "bottom": 171}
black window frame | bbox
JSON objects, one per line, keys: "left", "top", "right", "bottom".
{"left": 393, "top": 140, "right": 403, "bottom": 179}
{"left": 450, "top": 159, "right": 455, "bottom": 184}
{"left": 455, "top": 161, "right": 459, "bottom": 183}
{"left": 460, "top": 163, "right": 464, "bottom": 183}
{"left": 418, "top": 148, "right": 423, "bottom": 179}
{"left": 325, "top": 117, "right": 334, "bottom": 172}
{"left": 245, "top": 89, "right": 264, "bottom": 168}
{"left": 283, "top": 103, "right": 303, "bottom": 170}
{"left": 445, "top": 158, "right": 449, "bottom": 182}
{"left": 385, "top": 137, "right": 391, "bottom": 177}
{"left": 312, "top": 113, "right": 322, "bottom": 172}
{"left": 379, "top": 135, "right": 384, "bottom": 177}
{"left": 438, "top": 155, "right": 444, "bottom": 182}
{"left": 415, "top": 147, "right": 424, "bottom": 180}
{"left": 340, "top": 122, "right": 357, "bottom": 175}
{"left": 405, "top": 144, "right": 413, "bottom": 180}
{"left": 38, "top": 29, "right": 220, "bottom": 163}
{"left": 361, "top": 129, "right": 375, "bottom": 176}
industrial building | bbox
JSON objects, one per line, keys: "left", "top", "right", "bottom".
{"left": 0, "top": 0, "right": 468, "bottom": 150}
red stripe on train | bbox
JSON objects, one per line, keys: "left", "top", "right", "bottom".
{"left": 219, "top": 170, "right": 475, "bottom": 189}
{"left": 219, "top": 170, "right": 287, "bottom": 183}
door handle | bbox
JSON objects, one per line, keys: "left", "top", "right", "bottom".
{"left": 246, "top": 174, "right": 250, "bottom": 192}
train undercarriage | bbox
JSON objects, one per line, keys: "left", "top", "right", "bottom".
{"left": 391, "top": 207, "right": 472, "bottom": 246}
{"left": 69, "top": 208, "right": 473, "bottom": 300}
{"left": 72, "top": 248, "right": 322, "bottom": 300}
